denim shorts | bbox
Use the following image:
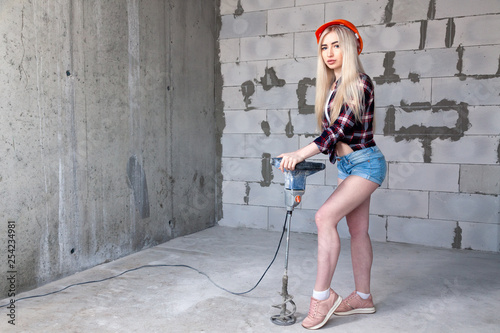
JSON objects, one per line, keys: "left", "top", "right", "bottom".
{"left": 336, "top": 146, "right": 387, "bottom": 186}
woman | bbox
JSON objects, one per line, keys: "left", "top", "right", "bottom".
{"left": 278, "top": 20, "right": 386, "bottom": 330}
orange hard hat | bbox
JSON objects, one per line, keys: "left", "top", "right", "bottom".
{"left": 315, "top": 19, "right": 363, "bottom": 54}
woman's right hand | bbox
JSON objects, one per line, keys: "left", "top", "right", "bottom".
{"left": 277, "top": 152, "right": 305, "bottom": 172}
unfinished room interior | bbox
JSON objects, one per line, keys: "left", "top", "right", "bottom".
{"left": 0, "top": 0, "right": 499, "bottom": 332}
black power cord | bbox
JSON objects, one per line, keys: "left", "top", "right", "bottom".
{"left": 0, "top": 215, "right": 288, "bottom": 308}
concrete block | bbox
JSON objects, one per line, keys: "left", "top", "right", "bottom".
{"left": 222, "top": 181, "right": 248, "bottom": 205}
{"left": 300, "top": 184, "right": 336, "bottom": 210}
{"left": 389, "top": 163, "right": 459, "bottom": 192}
{"left": 224, "top": 109, "right": 267, "bottom": 134}
{"left": 393, "top": 106, "right": 458, "bottom": 131}
{"left": 361, "top": 53, "right": 387, "bottom": 78}
{"left": 375, "top": 135, "right": 426, "bottom": 164}
{"left": 245, "top": 134, "right": 299, "bottom": 158}
{"left": 375, "top": 79, "right": 431, "bottom": 107}
{"left": 429, "top": 192, "right": 500, "bottom": 224}
{"left": 467, "top": 106, "right": 500, "bottom": 135}
{"left": 268, "top": 5, "right": 324, "bottom": 35}
{"left": 220, "top": 0, "right": 239, "bottom": 15}
{"left": 246, "top": 84, "right": 300, "bottom": 109}
{"left": 374, "top": 107, "right": 386, "bottom": 135}
{"left": 269, "top": 207, "right": 318, "bottom": 234}
{"left": 267, "top": 109, "right": 293, "bottom": 135}
{"left": 462, "top": 46, "right": 500, "bottom": 76}
{"left": 325, "top": 1, "right": 386, "bottom": 26}
{"left": 360, "top": 22, "right": 422, "bottom": 53}
{"left": 424, "top": 19, "right": 449, "bottom": 49}
{"left": 387, "top": 217, "right": 457, "bottom": 249}
{"left": 295, "top": 32, "right": 318, "bottom": 58}
{"left": 369, "top": 215, "right": 387, "bottom": 243}
{"left": 325, "top": 161, "right": 340, "bottom": 186}
{"left": 460, "top": 222, "right": 500, "bottom": 252}
{"left": 241, "top": 0, "right": 295, "bottom": 12}
{"left": 371, "top": 189, "right": 429, "bottom": 218}
{"left": 240, "top": 35, "right": 294, "bottom": 62}
{"left": 430, "top": 136, "right": 499, "bottom": 165}
{"left": 222, "top": 86, "right": 247, "bottom": 110}
{"left": 248, "top": 182, "right": 285, "bottom": 207}
{"left": 221, "top": 61, "right": 267, "bottom": 87}
{"left": 222, "top": 134, "right": 246, "bottom": 157}
{"left": 435, "top": 0, "right": 500, "bottom": 20}
{"left": 222, "top": 157, "right": 263, "bottom": 182}
{"left": 432, "top": 77, "right": 500, "bottom": 107}
{"left": 290, "top": 112, "right": 317, "bottom": 135}
{"left": 269, "top": 57, "right": 317, "bottom": 85}
{"left": 306, "top": 165, "right": 327, "bottom": 186}
{"left": 454, "top": 15, "right": 500, "bottom": 48}
{"left": 460, "top": 165, "right": 500, "bottom": 195}
{"left": 393, "top": 49, "right": 458, "bottom": 79}
{"left": 219, "top": 203, "right": 268, "bottom": 229}
{"left": 219, "top": 38, "right": 240, "bottom": 64}
{"left": 391, "top": 1, "right": 430, "bottom": 23}
{"left": 219, "top": 12, "right": 267, "bottom": 39}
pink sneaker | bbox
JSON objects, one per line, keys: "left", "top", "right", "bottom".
{"left": 301, "top": 289, "right": 342, "bottom": 330}
{"left": 334, "top": 291, "right": 376, "bottom": 316}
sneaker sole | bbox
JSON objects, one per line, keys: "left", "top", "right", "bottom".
{"left": 304, "top": 296, "right": 343, "bottom": 330}
{"left": 334, "top": 307, "right": 376, "bottom": 316}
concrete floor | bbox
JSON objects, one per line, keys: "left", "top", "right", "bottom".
{"left": 1, "top": 226, "right": 500, "bottom": 333}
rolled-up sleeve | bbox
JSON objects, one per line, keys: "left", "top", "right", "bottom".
{"left": 313, "top": 105, "right": 356, "bottom": 156}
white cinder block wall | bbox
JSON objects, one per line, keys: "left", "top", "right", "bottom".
{"left": 218, "top": 0, "right": 500, "bottom": 252}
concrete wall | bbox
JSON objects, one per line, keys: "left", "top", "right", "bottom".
{"left": 0, "top": 0, "right": 219, "bottom": 297}
{"left": 218, "top": 0, "right": 500, "bottom": 252}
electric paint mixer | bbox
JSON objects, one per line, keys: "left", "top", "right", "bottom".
{"left": 270, "top": 157, "right": 325, "bottom": 326}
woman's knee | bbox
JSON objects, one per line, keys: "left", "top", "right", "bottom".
{"left": 347, "top": 218, "right": 369, "bottom": 237}
{"left": 348, "top": 222, "right": 369, "bottom": 239}
{"left": 315, "top": 209, "right": 339, "bottom": 230}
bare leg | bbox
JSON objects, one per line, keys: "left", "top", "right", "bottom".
{"left": 313, "top": 176, "right": 378, "bottom": 292}
{"left": 345, "top": 193, "right": 373, "bottom": 294}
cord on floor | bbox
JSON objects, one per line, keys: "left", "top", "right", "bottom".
{"left": 0, "top": 215, "right": 288, "bottom": 308}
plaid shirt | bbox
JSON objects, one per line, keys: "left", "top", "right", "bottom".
{"left": 313, "top": 73, "right": 376, "bottom": 164}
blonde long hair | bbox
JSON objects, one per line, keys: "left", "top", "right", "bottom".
{"left": 315, "top": 25, "right": 366, "bottom": 129}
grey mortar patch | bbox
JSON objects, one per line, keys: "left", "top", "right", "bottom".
{"left": 285, "top": 110, "right": 294, "bottom": 138}
{"left": 261, "top": 120, "right": 271, "bottom": 136}
{"left": 241, "top": 80, "right": 255, "bottom": 111}
{"left": 419, "top": 20, "right": 427, "bottom": 50}
{"left": 452, "top": 223, "right": 462, "bottom": 249}
{"left": 497, "top": 141, "right": 500, "bottom": 164}
{"left": 258, "top": 67, "right": 285, "bottom": 91}
{"left": 373, "top": 52, "right": 401, "bottom": 85}
{"left": 297, "top": 78, "right": 316, "bottom": 114}
{"left": 383, "top": 0, "right": 394, "bottom": 24}
{"left": 260, "top": 153, "right": 273, "bottom": 187}
{"left": 244, "top": 182, "right": 250, "bottom": 204}
{"left": 234, "top": 0, "right": 244, "bottom": 17}
{"left": 456, "top": 45, "right": 465, "bottom": 80}
{"left": 408, "top": 73, "right": 420, "bottom": 83}
{"left": 427, "top": 0, "right": 436, "bottom": 19}
{"left": 383, "top": 99, "right": 470, "bottom": 163}
{"left": 445, "top": 18, "right": 456, "bottom": 48}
